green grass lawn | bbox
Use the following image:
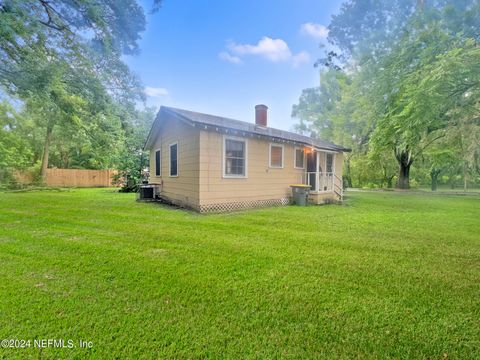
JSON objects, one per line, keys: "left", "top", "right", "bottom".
{"left": 0, "top": 189, "right": 478, "bottom": 359}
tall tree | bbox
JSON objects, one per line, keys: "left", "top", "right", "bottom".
{"left": 371, "top": 32, "right": 480, "bottom": 188}
{"left": 328, "top": 0, "right": 417, "bottom": 60}
{"left": 294, "top": 0, "right": 480, "bottom": 190}
{"left": 327, "top": 0, "right": 480, "bottom": 64}
{"left": 115, "top": 106, "right": 156, "bottom": 192}
{"left": 0, "top": 0, "right": 160, "bottom": 179}
{"left": 0, "top": 100, "right": 32, "bottom": 171}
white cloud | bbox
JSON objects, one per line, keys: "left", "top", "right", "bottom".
{"left": 292, "top": 51, "right": 310, "bottom": 68}
{"left": 220, "top": 36, "right": 310, "bottom": 68}
{"left": 219, "top": 51, "right": 242, "bottom": 64}
{"left": 228, "top": 37, "right": 292, "bottom": 62}
{"left": 300, "top": 22, "right": 329, "bottom": 39}
{"left": 144, "top": 86, "right": 169, "bottom": 98}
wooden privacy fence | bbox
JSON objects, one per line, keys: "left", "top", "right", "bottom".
{"left": 15, "top": 169, "right": 118, "bottom": 188}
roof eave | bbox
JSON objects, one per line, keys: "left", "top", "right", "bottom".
{"left": 189, "top": 121, "right": 349, "bottom": 152}
{"left": 143, "top": 108, "right": 163, "bottom": 151}
{"left": 144, "top": 107, "right": 197, "bottom": 151}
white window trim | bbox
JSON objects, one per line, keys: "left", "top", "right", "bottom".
{"left": 269, "top": 143, "right": 284, "bottom": 168}
{"left": 169, "top": 141, "right": 178, "bottom": 177}
{"left": 223, "top": 135, "right": 248, "bottom": 178}
{"left": 294, "top": 146, "right": 305, "bottom": 169}
{"left": 154, "top": 148, "right": 161, "bottom": 177}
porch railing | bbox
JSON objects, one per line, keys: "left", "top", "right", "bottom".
{"left": 306, "top": 172, "right": 334, "bottom": 192}
{"left": 306, "top": 172, "right": 344, "bottom": 200}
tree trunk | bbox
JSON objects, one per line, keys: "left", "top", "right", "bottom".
{"left": 40, "top": 123, "right": 54, "bottom": 181}
{"left": 395, "top": 149, "right": 413, "bottom": 190}
{"left": 430, "top": 168, "right": 440, "bottom": 191}
{"left": 387, "top": 175, "right": 395, "bottom": 189}
{"left": 463, "top": 163, "right": 468, "bottom": 192}
{"left": 398, "top": 162, "right": 411, "bottom": 189}
{"left": 431, "top": 174, "right": 438, "bottom": 191}
{"left": 381, "top": 167, "right": 387, "bottom": 188}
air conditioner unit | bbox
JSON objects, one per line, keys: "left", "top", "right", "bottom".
{"left": 138, "top": 184, "right": 160, "bottom": 201}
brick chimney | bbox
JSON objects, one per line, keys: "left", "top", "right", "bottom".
{"left": 255, "top": 104, "right": 268, "bottom": 127}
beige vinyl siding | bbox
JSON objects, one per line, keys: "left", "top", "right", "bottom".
{"left": 198, "top": 130, "right": 306, "bottom": 206}
{"left": 149, "top": 115, "right": 200, "bottom": 209}
{"left": 334, "top": 152, "right": 344, "bottom": 190}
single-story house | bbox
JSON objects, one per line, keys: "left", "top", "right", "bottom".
{"left": 144, "top": 105, "right": 350, "bottom": 212}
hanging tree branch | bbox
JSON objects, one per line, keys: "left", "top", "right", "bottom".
{"left": 38, "top": 0, "right": 68, "bottom": 31}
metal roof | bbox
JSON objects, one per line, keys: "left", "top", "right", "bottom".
{"left": 145, "top": 106, "right": 351, "bottom": 152}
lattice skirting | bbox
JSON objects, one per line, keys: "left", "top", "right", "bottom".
{"left": 199, "top": 198, "right": 291, "bottom": 213}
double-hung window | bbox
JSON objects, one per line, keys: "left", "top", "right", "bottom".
{"left": 169, "top": 142, "right": 178, "bottom": 177}
{"left": 224, "top": 137, "right": 247, "bottom": 177}
{"left": 294, "top": 147, "right": 305, "bottom": 169}
{"left": 326, "top": 153, "right": 334, "bottom": 173}
{"left": 269, "top": 144, "right": 284, "bottom": 168}
{"left": 154, "top": 149, "right": 161, "bottom": 176}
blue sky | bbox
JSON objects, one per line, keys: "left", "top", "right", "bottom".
{"left": 125, "top": 0, "right": 342, "bottom": 131}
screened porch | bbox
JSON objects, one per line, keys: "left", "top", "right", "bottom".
{"left": 304, "top": 149, "right": 343, "bottom": 201}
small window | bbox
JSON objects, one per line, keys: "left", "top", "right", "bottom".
{"left": 169, "top": 142, "right": 178, "bottom": 177}
{"left": 224, "top": 138, "right": 246, "bottom": 177}
{"left": 295, "top": 147, "right": 304, "bottom": 169}
{"left": 269, "top": 144, "right": 284, "bottom": 168}
{"left": 155, "top": 149, "right": 161, "bottom": 176}
{"left": 326, "top": 153, "right": 334, "bottom": 173}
